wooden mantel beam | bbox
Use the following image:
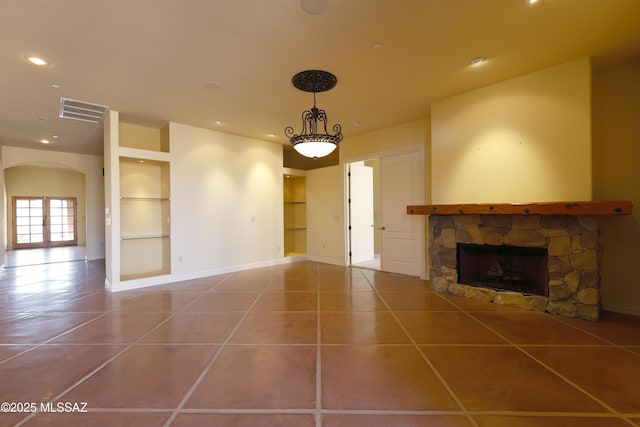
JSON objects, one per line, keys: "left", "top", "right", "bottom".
{"left": 407, "top": 201, "right": 633, "bottom": 216}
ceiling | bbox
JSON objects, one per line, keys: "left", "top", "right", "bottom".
{"left": 2, "top": 0, "right": 640, "bottom": 156}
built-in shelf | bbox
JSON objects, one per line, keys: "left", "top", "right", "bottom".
{"left": 284, "top": 174, "right": 306, "bottom": 256}
{"left": 104, "top": 113, "right": 174, "bottom": 290}
{"left": 117, "top": 123, "right": 171, "bottom": 282}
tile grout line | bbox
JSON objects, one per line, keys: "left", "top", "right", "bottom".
{"left": 435, "top": 293, "right": 640, "bottom": 425}
{"left": 549, "top": 313, "right": 640, "bottom": 358}
{"left": 467, "top": 409, "right": 640, "bottom": 418}
{"left": 446, "top": 299, "right": 633, "bottom": 424}
{"left": 362, "top": 273, "right": 480, "bottom": 427}
{"left": 12, "top": 317, "right": 172, "bottom": 426}
{"left": 0, "top": 312, "right": 109, "bottom": 366}
{"left": 441, "top": 295, "right": 640, "bottom": 355}
{"left": 315, "top": 264, "right": 322, "bottom": 427}
{"left": 6, "top": 262, "right": 639, "bottom": 425}
{"left": 13, "top": 274, "right": 236, "bottom": 427}
{"left": 161, "top": 270, "right": 269, "bottom": 427}
{"left": 513, "top": 349, "right": 638, "bottom": 427}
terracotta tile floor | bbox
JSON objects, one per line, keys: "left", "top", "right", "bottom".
{"left": 1, "top": 260, "right": 639, "bottom": 426}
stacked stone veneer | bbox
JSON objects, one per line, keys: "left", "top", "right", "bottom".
{"left": 429, "top": 214, "right": 602, "bottom": 321}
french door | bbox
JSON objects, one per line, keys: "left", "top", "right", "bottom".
{"left": 13, "top": 197, "right": 78, "bottom": 249}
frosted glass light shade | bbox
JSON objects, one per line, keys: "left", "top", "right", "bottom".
{"left": 293, "top": 140, "right": 337, "bottom": 158}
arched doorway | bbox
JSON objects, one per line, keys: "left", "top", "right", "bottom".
{"left": 4, "top": 165, "right": 87, "bottom": 266}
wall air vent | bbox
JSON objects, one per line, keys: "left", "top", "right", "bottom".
{"left": 59, "top": 97, "right": 108, "bottom": 123}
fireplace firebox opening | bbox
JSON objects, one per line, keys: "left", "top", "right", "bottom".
{"left": 456, "top": 243, "right": 549, "bottom": 296}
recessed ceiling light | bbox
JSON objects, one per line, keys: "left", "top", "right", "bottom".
{"left": 469, "top": 57, "right": 486, "bottom": 67}
{"left": 373, "top": 43, "right": 383, "bottom": 49}
{"left": 267, "top": 133, "right": 277, "bottom": 138}
{"left": 214, "top": 120, "right": 222, "bottom": 125}
{"left": 26, "top": 56, "right": 48, "bottom": 66}
{"left": 52, "top": 135, "right": 59, "bottom": 139}
{"left": 40, "top": 139, "right": 50, "bottom": 144}
{"left": 51, "top": 84, "right": 61, "bottom": 89}
{"left": 524, "top": 0, "right": 539, "bottom": 4}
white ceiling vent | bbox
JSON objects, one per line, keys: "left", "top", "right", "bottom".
{"left": 59, "top": 97, "right": 108, "bottom": 123}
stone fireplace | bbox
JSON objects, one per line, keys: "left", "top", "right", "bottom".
{"left": 407, "top": 201, "right": 633, "bottom": 321}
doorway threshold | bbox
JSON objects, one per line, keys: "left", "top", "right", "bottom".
{"left": 352, "top": 254, "right": 381, "bottom": 271}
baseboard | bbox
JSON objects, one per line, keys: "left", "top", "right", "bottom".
{"left": 107, "top": 273, "right": 177, "bottom": 292}
{"left": 305, "top": 255, "right": 346, "bottom": 267}
{"left": 602, "top": 301, "right": 640, "bottom": 316}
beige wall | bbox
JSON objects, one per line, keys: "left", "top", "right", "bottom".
{"left": 119, "top": 122, "right": 169, "bottom": 152}
{"left": 592, "top": 58, "right": 640, "bottom": 314}
{"left": 431, "top": 58, "right": 592, "bottom": 203}
{"left": 340, "top": 119, "right": 428, "bottom": 163}
{"left": 1, "top": 146, "right": 104, "bottom": 260}
{"left": 5, "top": 166, "right": 86, "bottom": 249}
{"left": 427, "top": 56, "right": 639, "bottom": 314}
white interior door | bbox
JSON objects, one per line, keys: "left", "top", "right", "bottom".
{"left": 380, "top": 151, "right": 424, "bottom": 277}
{"left": 349, "top": 161, "right": 375, "bottom": 264}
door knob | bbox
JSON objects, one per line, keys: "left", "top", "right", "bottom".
{"left": 378, "top": 226, "right": 386, "bottom": 230}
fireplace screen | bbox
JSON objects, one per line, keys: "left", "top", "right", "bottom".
{"left": 456, "top": 243, "right": 548, "bottom": 296}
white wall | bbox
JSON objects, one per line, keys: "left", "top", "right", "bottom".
{"left": 431, "top": 58, "right": 592, "bottom": 203}
{"left": 306, "top": 164, "right": 346, "bottom": 266}
{"left": 169, "top": 123, "right": 284, "bottom": 276}
{"left": 1, "top": 146, "right": 105, "bottom": 260}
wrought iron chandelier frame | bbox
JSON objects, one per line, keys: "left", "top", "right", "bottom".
{"left": 284, "top": 70, "right": 343, "bottom": 158}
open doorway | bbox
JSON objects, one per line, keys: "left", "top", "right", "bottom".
{"left": 4, "top": 165, "right": 87, "bottom": 267}
{"left": 348, "top": 160, "right": 380, "bottom": 270}
{"left": 346, "top": 148, "right": 426, "bottom": 278}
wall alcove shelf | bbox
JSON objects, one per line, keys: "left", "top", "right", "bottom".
{"left": 104, "top": 116, "right": 173, "bottom": 287}
{"left": 407, "top": 200, "right": 633, "bottom": 216}
{"left": 283, "top": 174, "right": 307, "bottom": 257}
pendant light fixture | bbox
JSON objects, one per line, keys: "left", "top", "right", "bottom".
{"left": 284, "top": 70, "right": 343, "bottom": 159}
